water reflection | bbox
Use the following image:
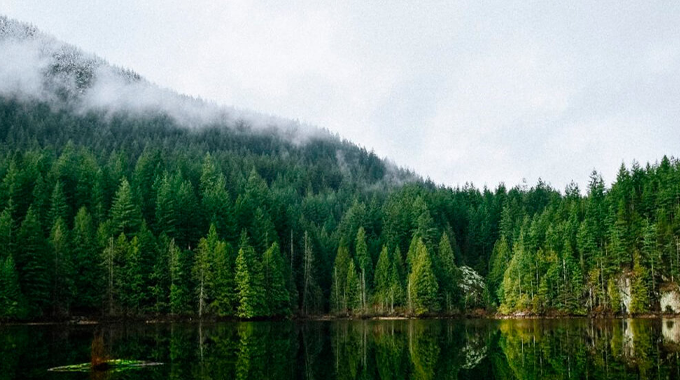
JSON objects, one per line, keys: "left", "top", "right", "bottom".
{"left": 3, "top": 318, "right": 680, "bottom": 379}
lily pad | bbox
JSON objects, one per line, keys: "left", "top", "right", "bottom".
{"left": 48, "top": 359, "right": 163, "bottom": 372}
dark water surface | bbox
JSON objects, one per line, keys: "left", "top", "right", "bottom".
{"left": 3, "top": 318, "right": 680, "bottom": 379}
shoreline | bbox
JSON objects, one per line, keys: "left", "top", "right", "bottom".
{"left": 4, "top": 312, "right": 680, "bottom": 326}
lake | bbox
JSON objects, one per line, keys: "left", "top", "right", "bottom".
{"left": 2, "top": 318, "right": 680, "bottom": 379}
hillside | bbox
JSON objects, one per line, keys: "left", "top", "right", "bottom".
{"left": 1, "top": 16, "right": 679, "bottom": 320}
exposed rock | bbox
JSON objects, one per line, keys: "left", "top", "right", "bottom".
{"left": 616, "top": 274, "right": 632, "bottom": 314}
{"left": 660, "top": 284, "right": 680, "bottom": 313}
{"left": 662, "top": 318, "right": 680, "bottom": 344}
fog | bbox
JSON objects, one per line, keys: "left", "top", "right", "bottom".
{"left": 0, "top": 16, "right": 330, "bottom": 146}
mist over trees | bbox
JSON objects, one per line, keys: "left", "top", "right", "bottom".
{"left": 1, "top": 16, "right": 680, "bottom": 321}
{"left": 1, "top": 95, "right": 679, "bottom": 320}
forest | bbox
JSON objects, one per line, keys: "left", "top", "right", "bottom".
{"left": 0, "top": 94, "right": 679, "bottom": 321}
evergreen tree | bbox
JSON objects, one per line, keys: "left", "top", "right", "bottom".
{"left": 154, "top": 172, "right": 177, "bottom": 238}
{"left": 345, "top": 259, "right": 361, "bottom": 313}
{"left": 169, "top": 238, "right": 192, "bottom": 315}
{"left": 17, "top": 205, "right": 50, "bottom": 316}
{"left": 630, "top": 252, "right": 650, "bottom": 314}
{"left": 408, "top": 238, "right": 439, "bottom": 315}
{"left": 193, "top": 225, "right": 218, "bottom": 317}
{"left": 330, "top": 243, "right": 351, "bottom": 314}
{"left": 438, "top": 233, "right": 460, "bottom": 312}
{"left": 0, "top": 205, "right": 15, "bottom": 263}
{"left": 355, "top": 227, "right": 372, "bottom": 312}
{"left": 263, "top": 242, "right": 291, "bottom": 317}
{"left": 388, "top": 246, "right": 405, "bottom": 311}
{"left": 49, "top": 217, "right": 74, "bottom": 316}
{"left": 235, "top": 233, "right": 268, "bottom": 318}
{"left": 373, "top": 245, "right": 391, "bottom": 313}
{"left": 121, "top": 236, "right": 145, "bottom": 314}
{"left": 71, "top": 207, "right": 99, "bottom": 310}
{"left": 210, "top": 234, "right": 235, "bottom": 316}
{"left": 0, "top": 254, "right": 26, "bottom": 319}
{"left": 48, "top": 181, "right": 68, "bottom": 229}
{"left": 110, "top": 178, "right": 142, "bottom": 238}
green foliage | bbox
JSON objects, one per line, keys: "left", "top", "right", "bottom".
{"left": 17, "top": 206, "right": 49, "bottom": 316}
{"left": 263, "top": 242, "right": 291, "bottom": 317}
{"left": 110, "top": 178, "right": 142, "bottom": 238}
{"left": 330, "top": 243, "right": 351, "bottom": 314}
{"left": 0, "top": 254, "right": 26, "bottom": 319}
{"left": 71, "top": 207, "right": 100, "bottom": 310}
{"left": 236, "top": 234, "right": 268, "bottom": 319}
{"left": 408, "top": 238, "right": 439, "bottom": 315}
{"left": 1, "top": 91, "right": 680, "bottom": 319}
{"left": 631, "top": 252, "right": 650, "bottom": 314}
{"left": 49, "top": 217, "right": 74, "bottom": 316}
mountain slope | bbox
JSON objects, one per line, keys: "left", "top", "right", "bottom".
{"left": 1, "top": 16, "right": 679, "bottom": 320}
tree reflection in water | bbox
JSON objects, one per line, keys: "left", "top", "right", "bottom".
{"left": 3, "top": 318, "right": 680, "bottom": 379}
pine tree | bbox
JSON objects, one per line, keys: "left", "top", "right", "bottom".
{"left": 330, "top": 242, "right": 351, "bottom": 314}
{"left": 630, "top": 252, "right": 650, "bottom": 314}
{"left": 345, "top": 259, "right": 361, "bottom": 313}
{"left": 263, "top": 242, "right": 291, "bottom": 317}
{"left": 48, "top": 181, "right": 69, "bottom": 229}
{"left": 193, "top": 227, "right": 215, "bottom": 318}
{"left": 176, "top": 179, "right": 200, "bottom": 249}
{"left": 169, "top": 238, "right": 191, "bottom": 315}
{"left": 121, "top": 236, "right": 145, "bottom": 314}
{"left": 155, "top": 173, "right": 177, "bottom": 238}
{"left": 110, "top": 178, "right": 142, "bottom": 238}
{"left": 17, "top": 205, "right": 50, "bottom": 316}
{"left": 388, "top": 246, "right": 405, "bottom": 312}
{"left": 438, "top": 233, "right": 460, "bottom": 312}
{"left": 355, "top": 227, "right": 372, "bottom": 312}
{"left": 408, "top": 238, "right": 439, "bottom": 315}
{"left": 373, "top": 245, "right": 391, "bottom": 313}
{"left": 235, "top": 233, "right": 267, "bottom": 318}
{"left": 150, "top": 234, "right": 171, "bottom": 314}
{"left": 0, "top": 205, "right": 15, "bottom": 263}
{"left": 50, "top": 217, "right": 74, "bottom": 316}
{"left": 0, "top": 254, "right": 26, "bottom": 319}
{"left": 210, "top": 234, "right": 235, "bottom": 317}
{"left": 488, "top": 237, "right": 511, "bottom": 306}
{"left": 71, "top": 207, "right": 100, "bottom": 310}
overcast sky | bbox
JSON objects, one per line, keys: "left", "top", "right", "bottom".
{"left": 4, "top": 1, "right": 680, "bottom": 191}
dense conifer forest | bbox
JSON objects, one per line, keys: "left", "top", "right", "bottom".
{"left": 1, "top": 16, "right": 680, "bottom": 321}
{"left": 1, "top": 95, "right": 679, "bottom": 320}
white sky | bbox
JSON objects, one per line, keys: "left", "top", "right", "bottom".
{"left": 4, "top": 1, "right": 680, "bottom": 191}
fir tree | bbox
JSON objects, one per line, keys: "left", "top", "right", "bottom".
{"left": 355, "top": 227, "right": 371, "bottom": 312}
{"left": 408, "top": 238, "right": 439, "bottom": 315}
{"left": 263, "top": 242, "right": 291, "bottom": 317}
{"left": 373, "top": 245, "right": 391, "bottom": 313}
{"left": 17, "top": 205, "right": 50, "bottom": 316}
{"left": 71, "top": 207, "right": 99, "bottom": 310}
{"left": 630, "top": 252, "right": 650, "bottom": 314}
{"left": 330, "top": 242, "right": 351, "bottom": 314}
{"left": 193, "top": 226, "right": 216, "bottom": 318}
{"left": 49, "top": 217, "right": 74, "bottom": 316}
{"left": 169, "top": 238, "right": 192, "bottom": 315}
{"left": 235, "top": 233, "right": 267, "bottom": 318}
{"left": 110, "top": 178, "right": 142, "bottom": 238}
{"left": 0, "top": 254, "right": 26, "bottom": 319}
{"left": 345, "top": 259, "right": 361, "bottom": 313}
{"left": 438, "top": 233, "right": 460, "bottom": 312}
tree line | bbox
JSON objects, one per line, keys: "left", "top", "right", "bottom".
{"left": 1, "top": 97, "right": 679, "bottom": 320}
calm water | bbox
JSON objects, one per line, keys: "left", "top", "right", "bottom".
{"left": 3, "top": 318, "right": 680, "bottom": 379}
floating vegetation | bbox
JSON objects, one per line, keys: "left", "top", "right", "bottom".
{"left": 47, "top": 332, "right": 163, "bottom": 373}
{"left": 48, "top": 359, "right": 164, "bottom": 372}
